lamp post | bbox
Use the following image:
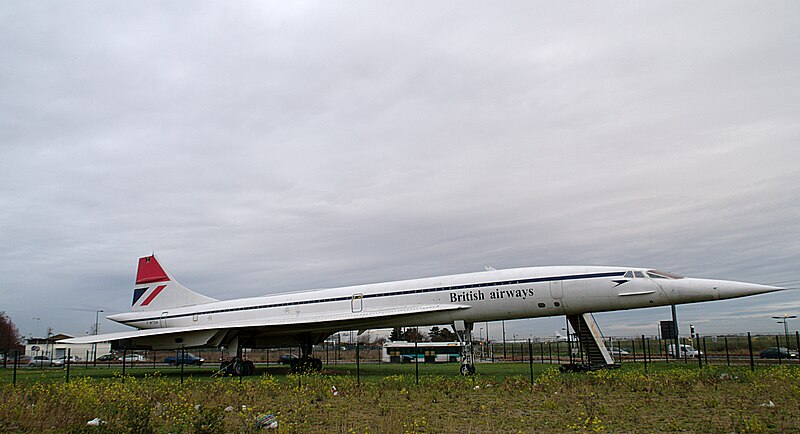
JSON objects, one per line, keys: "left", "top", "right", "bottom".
{"left": 772, "top": 314, "right": 797, "bottom": 349}
{"left": 46, "top": 329, "right": 53, "bottom": 359}
{"left": 93, "top": 310, "right": 103, "bottom": 366}
{"left": 32, "top": 317, "right": 40, "bottom": 338}
{"left": 479, "top": 327, "right": 484, "bottom": 358}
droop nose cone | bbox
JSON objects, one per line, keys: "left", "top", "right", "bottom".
{"left": 714, "top": 280, "right": 785, "bottom": 300}
{"left": 666, "top": 278, "right": 785, "bottom": 304}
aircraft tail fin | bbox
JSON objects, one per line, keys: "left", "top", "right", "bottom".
{"left": 131, "top": 255, "right": 218, "bottom": 311}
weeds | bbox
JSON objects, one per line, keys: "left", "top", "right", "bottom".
{"left": 1, "top": 364, "right": 799, "bottom": 432}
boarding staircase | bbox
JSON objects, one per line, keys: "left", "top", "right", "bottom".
{"left": 563, "top": 313, "right": 618, "bottom": 372}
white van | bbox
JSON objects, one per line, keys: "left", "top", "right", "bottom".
{"left": 668, "top": 344, "right": 702, "bottom": 358}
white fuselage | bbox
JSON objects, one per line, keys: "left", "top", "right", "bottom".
{"left": 108, "top": 265, "right": 774, "bottom": 334}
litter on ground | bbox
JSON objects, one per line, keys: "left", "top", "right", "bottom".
{"left": 86, "top": 417, "right": 106, "bottom": 426}
{"left": 255, "top": 413, "right": 278, "bottom": 429}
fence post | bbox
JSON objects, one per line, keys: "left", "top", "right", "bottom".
{"left": 702, "top": 337, "right": 708, "bottom": 366}
{"left": 724, "top": 336, "right": 730, "bottom": 366}
{"left": 539, "top": 342, "right": 544, "bottom": 364}
{"left": 796, "top": 331, "right": 800, "bottom": 366}
{"left": 122, "top": 349, "right": 127, "bottom": 382}
{"left": 357, "top": 341, "right": 362, "bottom": 386}
{"left": 632, "top": 339, "right": 637, "bottom": 363}
{"left": 775, "top": 335, "right": 782, "bottom": 365}
{"left": 697, "top": 335, "right": 703, "bottom": 369}
{"left": 642, "top": 335, "right": 647, "bottom": 373}
{"left": 747, "top": 332, "right": 754, "bottom": 372}
{"left": 179, "top": 349, "right": 184, "bottom": 384}
{"left": 66, "top": 348, "right": 71, "bottom": 383}
{"left": 413, "top": 341, "right": 419, "bottom": 384}
{"left": 528, "top": 339, "right": 534, "bottom": 385}
{"left": 12, "top": 350, "right": 18, "bottom": 386}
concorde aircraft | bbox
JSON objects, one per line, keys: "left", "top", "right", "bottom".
{"left": 63, "top": 254, "right": 784, "bottom": 375}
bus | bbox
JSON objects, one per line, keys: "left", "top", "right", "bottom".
{"left": 382, "top": 341, "right": 463, "bottom": 363}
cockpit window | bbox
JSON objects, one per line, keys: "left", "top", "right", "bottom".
{"left": 624, "top": 271, "right": 633, "bottom": 278}
{"left": 647, "top": 270, "right": 684, "bottom": 279}
{"left": 633, "top": 271, "right": 645, "bottom": 278}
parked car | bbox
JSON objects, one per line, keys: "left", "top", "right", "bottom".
{"left": 163, "top": 353, "right": 204, "bottom": 366}
{"left": 3, "top": 354, "right": 30, "bottom": 364}
{"left": 759, "top": 347, "right": 798, "bottom": 359}
{"left": 58, "top": 355, "right": 81, "bottom": 364}
{"left": 609, "top": 347, "right": 630, "bottom": 356}
{"left": 277, "top": 354, "right": 299, "bottom": 365}
{"left": 118, "top": 354, "right": 146, "bottom": 363}
{"left": 668, "top": 344, "right": 702, "bottom": 358}
{"left": 571, "top": 346, "right": 630, "bottom": 357}
{"left": 28, "top": 355, "right": 63, "bottom": 367}
{"left": 96, "top": 354, "right": 117, "bottom": 362}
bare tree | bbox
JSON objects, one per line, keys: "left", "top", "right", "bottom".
{"left": 0, "top": 312, "right": 24, "bottom": 354}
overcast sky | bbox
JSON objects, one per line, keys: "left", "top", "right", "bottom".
{"left": 1, "top": 1, "right": 798, "bottom": 342}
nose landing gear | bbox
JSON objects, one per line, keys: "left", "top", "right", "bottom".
{"left": 453, "top": 320, "right": 476, "bottom": 376}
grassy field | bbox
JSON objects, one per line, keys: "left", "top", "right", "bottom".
{"left": 1, "top": 362, "right": 799, "bottom": 433}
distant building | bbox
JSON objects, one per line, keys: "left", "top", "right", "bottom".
{"left": 26, "top": 334, "right": 110, "bottom": 361}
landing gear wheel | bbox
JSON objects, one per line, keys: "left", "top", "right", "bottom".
{"left": 244, "top": 360, "right": 255, "bottom": 376}
{"left": 460, "top": 364, "right": 476, "bottom": 376}
{"left": 227, "top": 359, "right": 244, "bottom": 376}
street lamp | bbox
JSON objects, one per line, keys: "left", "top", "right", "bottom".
{"left": 479, "top": 327, "right": 484, "bottom": 358}
{"left": 93, "top": 310, "right": 103, "bottom": 366}
{"left": 772, "top": 314, "right": 797, "bottom": 349}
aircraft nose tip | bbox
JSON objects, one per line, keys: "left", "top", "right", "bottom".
{"left": 718, "top": 281, "right": 785, "bottom": 299}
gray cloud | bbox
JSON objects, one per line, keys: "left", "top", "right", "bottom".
{"left": 1, "top": 1, "right": 798, "bottom": 340}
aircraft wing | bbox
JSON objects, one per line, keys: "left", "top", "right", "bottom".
{"left": 60, "top": 303, "right": 470, "bottom": 345}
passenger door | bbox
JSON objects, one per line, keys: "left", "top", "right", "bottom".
{"left": 351, "top": 293, "right": 363, "bottom": 313}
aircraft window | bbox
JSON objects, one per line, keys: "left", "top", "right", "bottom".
{"left": 538, "top": 303, "right": 546, "bottom": 308}
{"left": 647, "top": 270, "right": 684, "bottom": 279}
{"left": 624, "top": 271, "right": 633, "bottom": 278}
{"left": 633, "top": 271, "right": 645, "bottom": 278}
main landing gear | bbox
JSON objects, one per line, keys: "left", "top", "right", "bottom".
{"left": 219, "top": 357, "right": 255, "bottom": 376}
{"left": 215, "top": 338, "right": 255, "bottom": 376}
{"left": 289, "top": 356, "right": 323, "bottom": 373}
{"left": 289, "top": 339, "right": 323, "bottom": 373}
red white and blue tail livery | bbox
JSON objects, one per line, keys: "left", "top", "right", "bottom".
{"left": 131, "top": 255, "right": 217, "bottom": 311}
